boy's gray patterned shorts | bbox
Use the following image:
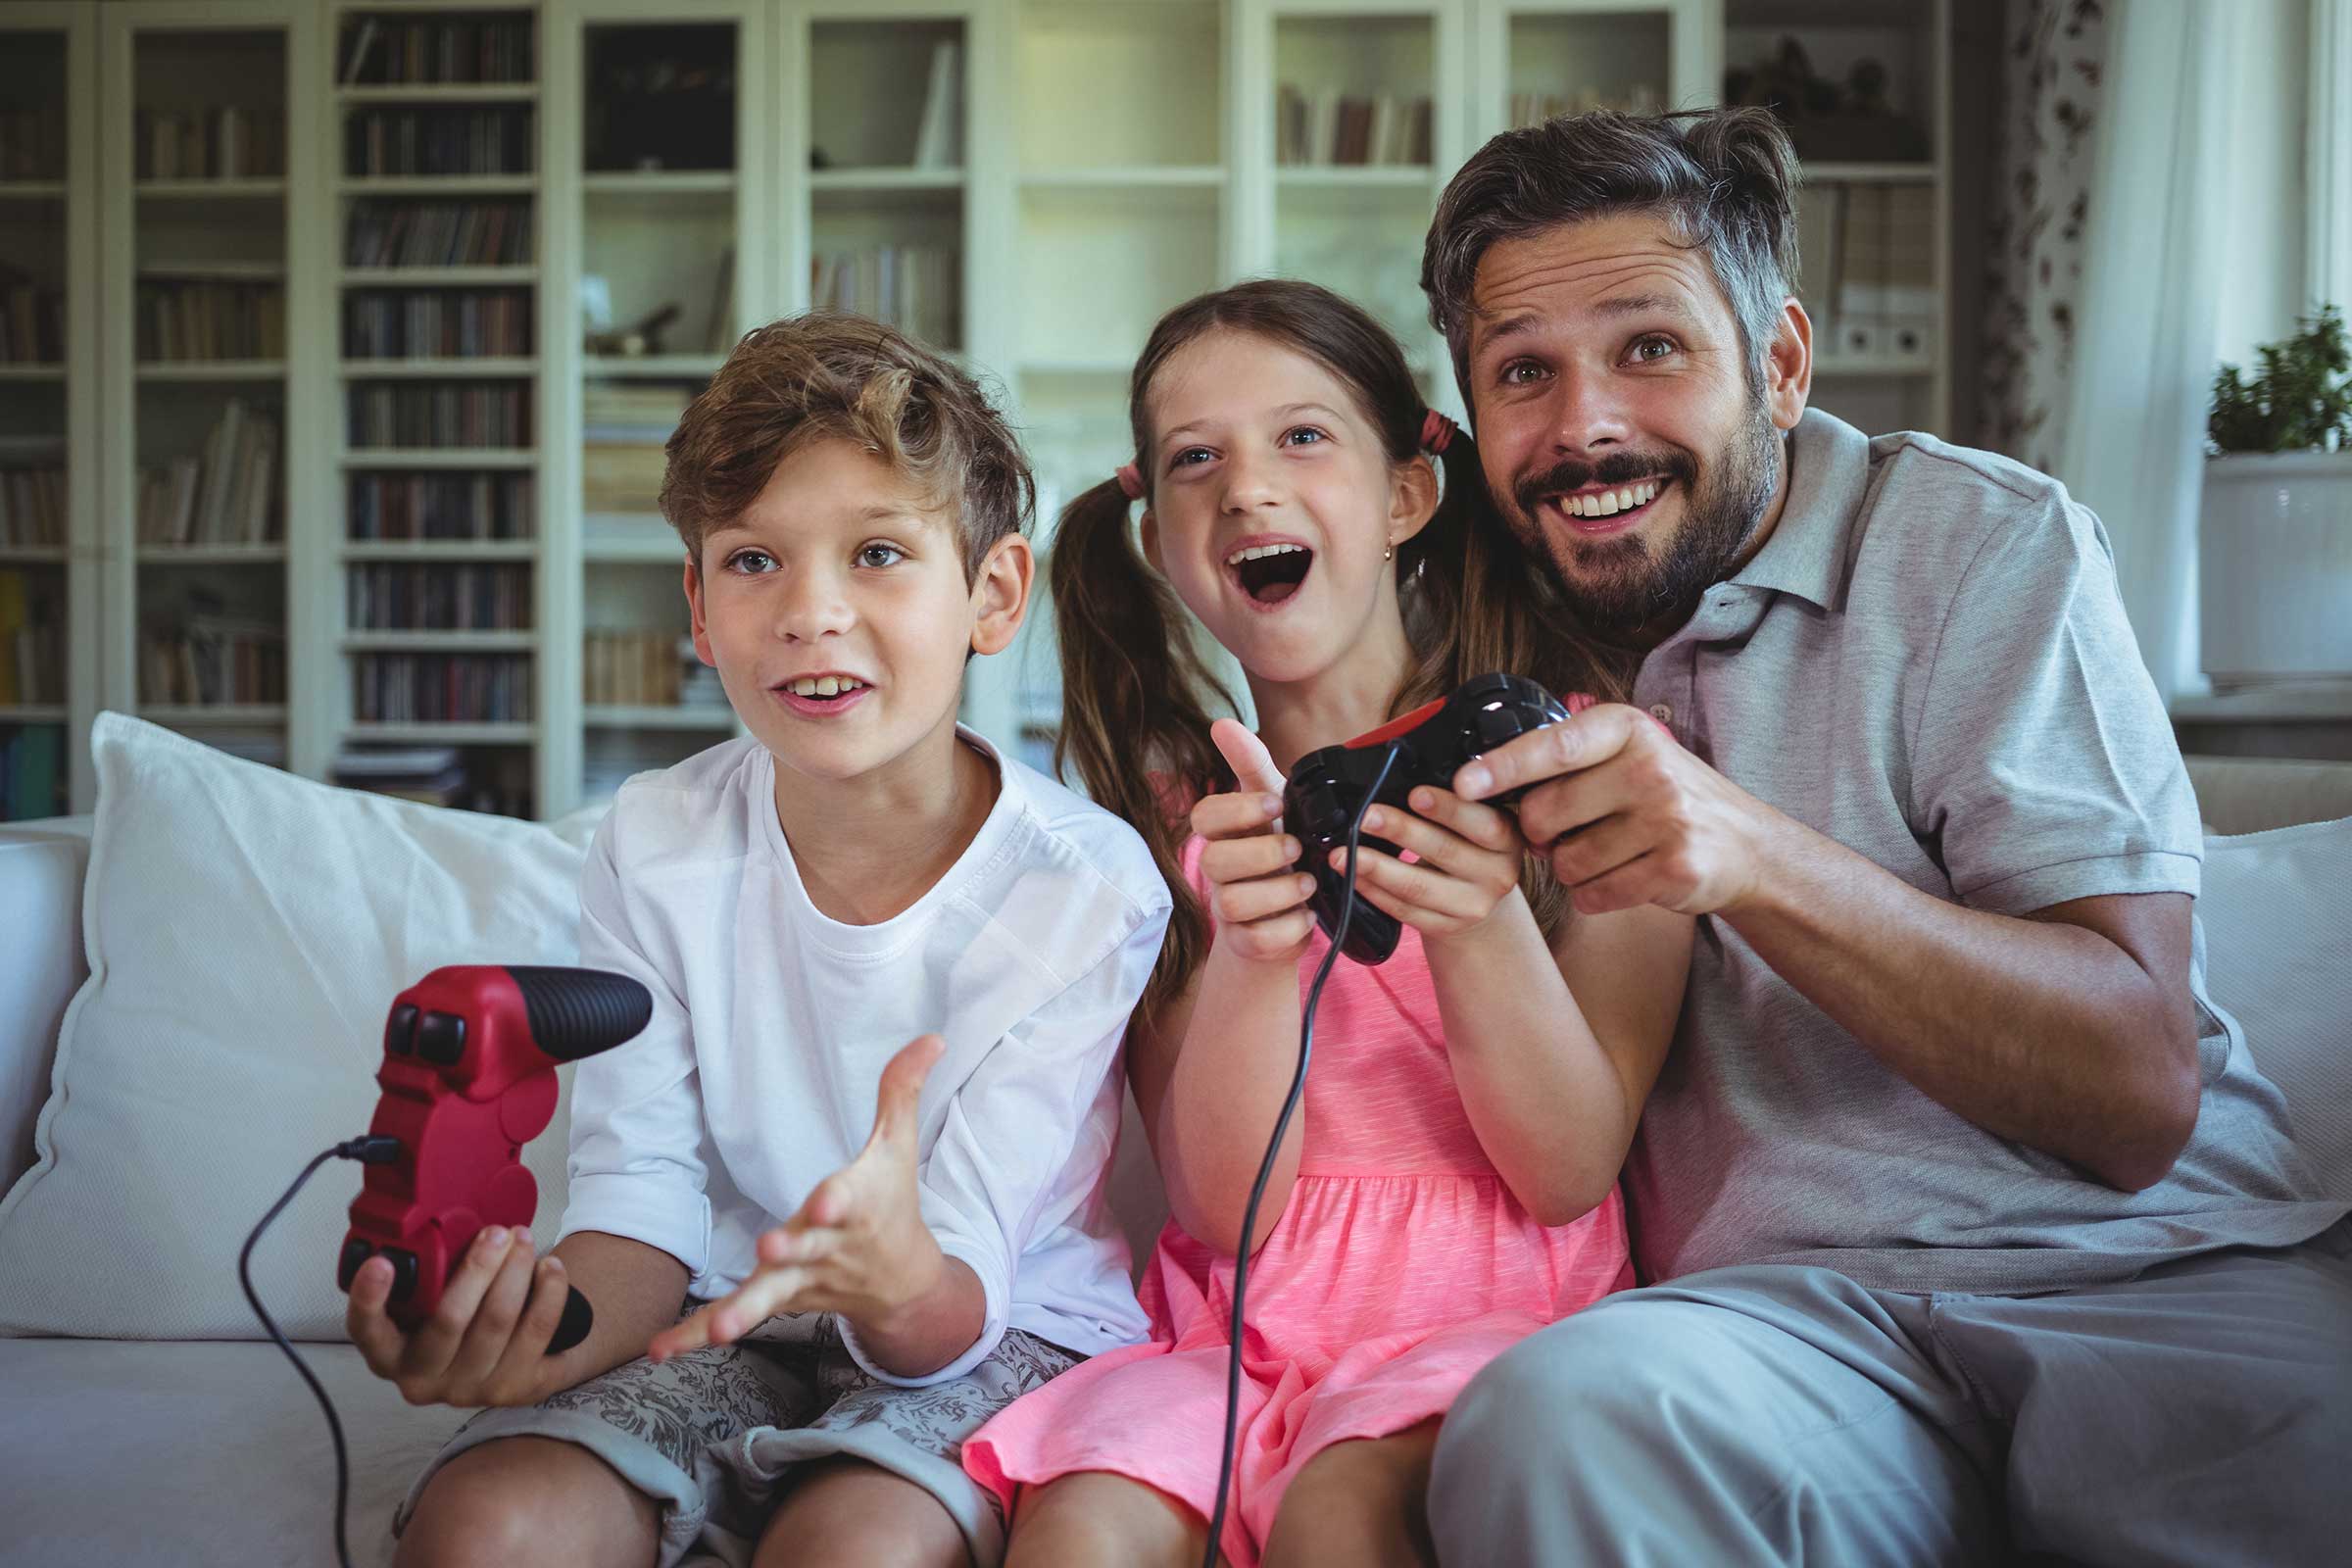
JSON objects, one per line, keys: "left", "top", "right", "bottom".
{"left": 393, "top": 1307, "right": 1079, "bottom": 1568}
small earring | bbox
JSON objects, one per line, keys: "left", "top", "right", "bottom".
{"left": 1383, "top": 544, "right": 1394, "bottom": 562}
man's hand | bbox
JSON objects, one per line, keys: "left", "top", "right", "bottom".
{"left": 1453, "top": 703, "right": 1783, "bottom": 917}
{"left": 649, "top": 1034, "right": 947, "bottom": 1361}
{"left": 1327, "top": 785, "right": 1530, "bottom": 949}
{"left": 1192, "top": 719, "right": 1318, "bottom": 965}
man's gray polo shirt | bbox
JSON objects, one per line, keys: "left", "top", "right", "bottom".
{"left": 1620, "top": 408, "right": 2346, "bottom": 1295}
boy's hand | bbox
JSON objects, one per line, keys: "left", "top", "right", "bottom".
{"left": 1193, "top": 719, "right": 1317, "bottom": 966}
{"left": 347, "top": 1224, "right": 574, "bottom": 1407}
{"left": 649, "top": 1034, "right": 947, "bottom": 1362}
{"left": 1329, "top": 785, "right": 1530, "bottom": 950}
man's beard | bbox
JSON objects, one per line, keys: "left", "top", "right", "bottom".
{"left": 1508, "top": 405, "right": 1781, "bottom": 642}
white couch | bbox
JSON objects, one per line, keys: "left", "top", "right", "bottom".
{"left": 1, "top": 749, "right": 2346, "bottom": 1568}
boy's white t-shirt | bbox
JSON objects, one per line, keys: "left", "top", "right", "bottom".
{"left": 559, "top": 727, "right": 1171, "bottom": 1385}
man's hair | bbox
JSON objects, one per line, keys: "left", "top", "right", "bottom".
{"left": 660, "top": 312, "right": 1034, "bottom": 579}
{"left": 1421, "top": 107, "right": 1801, "bottom": 406}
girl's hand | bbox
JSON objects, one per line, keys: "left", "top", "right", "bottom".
{"left": 1330, "top": 785, "right": 1530, "bottom": 949}
{"left": 1192, "top": 719, "right": 1317, "bottom": 966}
{"left": 648, "top": 1035, "right": 947, "bottom": 1361}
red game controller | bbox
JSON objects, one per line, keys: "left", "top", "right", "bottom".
{"left": 336, "top": 965, "right": 651, "bottom": 1353}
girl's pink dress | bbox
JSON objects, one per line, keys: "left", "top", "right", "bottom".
{"left": 962, "top": 835, "right": 1634, "bottom": 1567}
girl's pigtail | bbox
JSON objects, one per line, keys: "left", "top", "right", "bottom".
{"left": 1051, "top": 476, "right": 1237, "bottom": 1014}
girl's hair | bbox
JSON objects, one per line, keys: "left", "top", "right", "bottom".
{"left": 1052, "top": 278, "right": 1634, "bottom": 1014}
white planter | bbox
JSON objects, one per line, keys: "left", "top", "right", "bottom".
{"left": 2198, "top": 451, "right": 2352, "bottom": 685}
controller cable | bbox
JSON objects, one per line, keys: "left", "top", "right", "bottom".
{"left": 1200, "top": 742, "right": 1400, "bottom": 1568}
{"left": 240, "top": 1133, "right": 404, "bottom": 1568}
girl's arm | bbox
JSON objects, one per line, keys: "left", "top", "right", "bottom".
{"left": 1337, "top": 787, "right": 1692, "bottom": 1224}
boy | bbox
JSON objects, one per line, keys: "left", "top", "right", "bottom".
{"left": 347, "top": 315, "right": 1170, "bottom": 1568}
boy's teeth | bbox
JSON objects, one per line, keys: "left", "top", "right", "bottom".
{"left": 1225, "top": 542, "right": 1307, "bottom": 567}
{"left": 789, "top": 676, "right": 863, "bottom": 697}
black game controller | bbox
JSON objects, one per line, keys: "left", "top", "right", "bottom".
{"left": 1284, "top": 673, "right": 1584, "bottom": 964}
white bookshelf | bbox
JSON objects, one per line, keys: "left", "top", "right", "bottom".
{"left": 25, "top": 0, "right": 1965, "bottom": 819}
{"left": 97, "top": 1, "right": 318, "bottom": 794}
{"left": 0, "top": 5, "right": 96, "bottom": 819}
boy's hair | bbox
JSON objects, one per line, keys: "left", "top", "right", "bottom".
{"left": 1421, "top": 107, "right": 1800, "bottom": 408}
{"left": 1051, "top": 278, "right": 1632, "bottom": 1015}
{"left": 660, "top": 312, "right": 1034, "bottom": 580}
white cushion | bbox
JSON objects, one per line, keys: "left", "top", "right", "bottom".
{"left": 2200, "top": 813, "right": 2352, "bottom": 1200}
{"left": 0, "top": 714, "right": 597, "bottom": 1340}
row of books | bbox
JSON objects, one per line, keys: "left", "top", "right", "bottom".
{"left": 1274, "top": 88, "right": 1434, "bottom": 168}
{"left": 1508, "top": 85, "right": 1665, "bottom": 130}
{"left": 332, "top": 743, "right": 531, "bottom": 815}
{"left": 0, "top": 108, "right": 65, "bottom": 183}
{"left": 0, "top": 723, "right": 64, "bottom": 823}
{"left": 347, "top": 472, "right": 535, "bottom": 541}
{"left": 348, "top": 383, "right": 532, "bottom": 450}
{"left": 585, "top": 630, "right": 714, "bottom": 710}
{"left": 0, "top": 570, "right": 63, "bottom": 707}
{"left": 0, "top": 466, "right": 66, "bottom": 549}
{"left": 352, "top": 652, "right": 531, "bottom": 723}
{"left": 346, "top": 108, "right": 536, "bottom": 178}
{"left": 339, "top": 17, "right": 536, "bottom": 87}
{"left": 135, "top": 279, "right": 285, "bottom": 364}
{"left": 345, "top": 201, "right": 534, "bottom": 269}
{"left": 135, "top": 106, "right": 284, "bottom": 181}
{"left": 345, "top": 290, "right": 532, "bottom": 360}
{"left": 348, "top": 563, "right": 533, "bottom": 632}
{"left": 583, "top": 441, "right": 667, "bottom": 514}
{"left": 810, "top": 247, "right": 957, "bottom": 355}
{"left": 1795, "top": 181, "right": 1937, "bottom": 362}
{"left": 1, "top": 279, "right": 65, "bottom": 366}
{"left": 140, "top": 613, "right": 287, "bottom": 708}
{"left": 136, "top": 399, "right": 281, "bottom": 548}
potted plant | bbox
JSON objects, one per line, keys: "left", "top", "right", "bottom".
{"left": 2200, "top": 306, "right": 2352, "bottom": 688}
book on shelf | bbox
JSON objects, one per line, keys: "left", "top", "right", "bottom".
{"left": 584, "top": 381, "right": 691, "bottom": 433}
{"left": 582, "top": 441, "right": 668, "bottom": 514}
{"left": 352, "top": 652, "right": 532, "bottom": 724}
{"left": 137, "top": 398, "right": 281, "bottom": 548}
{"left": 0, "top": 466, "right": 67, "bottom": 549}
{"left": 139, "top": 602, "right": 287, "bottom": 709}
{"left": 1508, "top": 85, "right": 1662, "bottom": 131}
{"left": 340, "top": 16, "right": 535, "bottom": 87}
{"left": 0, "top": 106, "right": 66, "bottom": 183}
{"left": 348, "top": 382, "right": 532, "bottom": 449}
{"left": 585, "top": 629, "right": 714, "bottom": 709}
{"left": 344, "top": 288, "right": 532, "bottom": 359}
{"left": 347, "top": 563, "right": 532, "bottom": 631}
{"left": 345, "top": 107, "right": 536, "bottom": 178}
{"left": 347, "top": 471, "right": 535, "bottom": 542}
{"left": 810, "top": 246, "right": 956, "bottom": 353}
{"left": 135, "top": 278, "right": 286, "bottom": 363}
{"left": 134, "top": 106, "right": 284, "bottom": 181}
{"left": 1276, "top": 87, "right": 1433, "bottom": 168}
{"left": 0, "top": 568, "right": 65, "bottom": 707}
{"left": 345, "top": 201, "right": 533, "bottom": 270}
{"left": 1828, "top": 181, "right": 1936, "bottom": 359}
{"left": 1, "top": 722, "right": 65, "bottom": 822}
{"left": 911, "top": 41, "right": 963, "bottom": 170}
{"left": 0, "top": 268, "right": 66, "bottom": 366}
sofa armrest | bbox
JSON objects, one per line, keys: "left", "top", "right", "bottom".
{"left": 0, "top": 819, "right": 93, "bottom": 1193}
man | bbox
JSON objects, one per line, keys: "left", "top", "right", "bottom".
{"left": 1421, "top": 107, "right": 2351, "bottom": 1565}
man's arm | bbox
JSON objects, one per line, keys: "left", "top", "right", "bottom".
{"left": 1457, "top": 709, "right": 2201, "bottom": 1192}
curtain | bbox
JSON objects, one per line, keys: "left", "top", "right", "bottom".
{"left": 1979, "top": 0, "right": 2109, "bottom": 475}
{"left": 2053, "top": 5, "right": 2239, "bottom": 702}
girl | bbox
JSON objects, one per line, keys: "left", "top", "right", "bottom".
{"left": 960, "top": 280, "right": 1693, "bottom": 1568}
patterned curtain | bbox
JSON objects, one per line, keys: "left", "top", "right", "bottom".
{"left": 1979, "top": 0, "right": 2111, "bottom": 472}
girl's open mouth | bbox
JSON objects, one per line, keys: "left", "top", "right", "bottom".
{"left": 1227, "top": 541, "right": 1314, "bottom": 607}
